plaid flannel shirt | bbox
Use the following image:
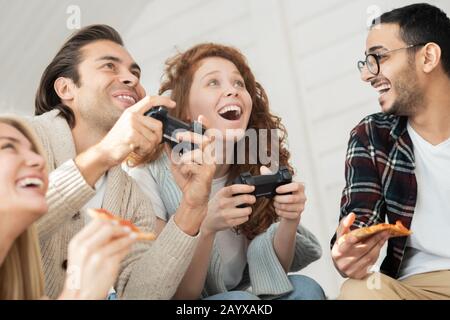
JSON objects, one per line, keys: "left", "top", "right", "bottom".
{"left": 331, "top": 113, "right": 417, "bottom": 279}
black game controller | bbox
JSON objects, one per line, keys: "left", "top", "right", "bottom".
{"left": 144, "top": 106, "right": 206, "bottom": 152}
{"left": 233, "top": 166, "right": 293, "bottom": 207}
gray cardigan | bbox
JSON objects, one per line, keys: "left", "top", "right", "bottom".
{"left": 148, "top": 153, "right": 322, "bottom": 297}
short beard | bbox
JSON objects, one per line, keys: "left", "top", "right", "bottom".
{"left": 386, "top": 61, "right": 425, "bottom": 117}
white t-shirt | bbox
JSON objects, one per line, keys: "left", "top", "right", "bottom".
{"left": 81, "top": 174, "right": 107, "bottom": 223}
{"left": 210, "top": 175, "right": 248, "bottom": 290}
{"left": 79, "top": 174, "right": 111, "bottom": 296}
{"left": 127, "top": 165, "right": 248, "bottom": 290}
{"left": 398, "top": 123, "right": 450, "bottom": 280}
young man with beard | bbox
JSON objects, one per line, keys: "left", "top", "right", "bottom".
{"left": 26, "top": 25, "right": 216, "bottom": 299}
{"left": 330, "top": 3, "right": 450, "bottom": 299}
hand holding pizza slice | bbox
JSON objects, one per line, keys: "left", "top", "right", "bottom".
{"left": 338, "top": 220, "right": 411, "bottom": 245}
{"left": 87, "top": 208, "right": 157, "bottom": 241}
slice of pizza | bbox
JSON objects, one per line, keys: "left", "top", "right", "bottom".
{"left": 87, "top": 208, "right": 157, "bottom": 241}
{"left": 339, "top": 220, "right": 411, "bottom": 245}
{"left": 125, "top": 151, "right": 144, "bottom": 168}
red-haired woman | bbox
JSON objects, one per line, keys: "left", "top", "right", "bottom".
{"left": 128, "top": 43, "right": 324, "bottom": 300}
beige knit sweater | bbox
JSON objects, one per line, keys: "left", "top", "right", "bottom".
{"left": 27, "top": 110, "right": 199, "bottom": 299}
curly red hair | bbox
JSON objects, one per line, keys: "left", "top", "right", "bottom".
{"left": 151, "top": 43, "right": 293, "bottom": 239}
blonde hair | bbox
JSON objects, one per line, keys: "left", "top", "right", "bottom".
{"left": 0, "top": 115, "right": 45, "bottom": 300}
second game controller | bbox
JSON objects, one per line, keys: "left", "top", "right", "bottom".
{"left": 233, "top": 166, "right": 293, "bottom": 207}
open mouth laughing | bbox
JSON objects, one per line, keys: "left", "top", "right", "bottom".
{"left": 217, "top": 104, "right": 242, "bottom": 121}
{"left": 16, "top": 176, "right": 46, "bottom": 195}
{"left": 112, "top": 91, "right": 138, "bottom": 108}
{"left": 372, "top": 80, "right": 392, "bottom": 98}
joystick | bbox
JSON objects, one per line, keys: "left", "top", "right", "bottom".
{"left": 145, "top": 106, "right": 205, "bottom": 152}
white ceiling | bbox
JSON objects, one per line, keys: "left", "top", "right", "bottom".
{"left": 0, "top": 0, "right": 151, "bottom": 115}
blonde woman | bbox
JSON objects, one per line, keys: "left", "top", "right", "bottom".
{"left": 0, "top": 115, "right": 137, "bottom": 299}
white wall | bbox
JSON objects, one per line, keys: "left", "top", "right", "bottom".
{"left": 124, "top": 0, "right": 450, "bottom": 298}
{"left": 0, "top": 0, "right": 149, "bottom": 115}
{"left": 1, "top": 0, "right": 449, "bottom": 298}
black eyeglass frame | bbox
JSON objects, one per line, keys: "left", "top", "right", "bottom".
{"left": 357, "top": 43, "right": 427, "bottom": 75}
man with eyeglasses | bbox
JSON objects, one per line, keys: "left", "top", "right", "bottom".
{"left": 331, "top": 3, "right": 450, "bottom": 299}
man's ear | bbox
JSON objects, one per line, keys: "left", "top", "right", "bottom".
{"left": 54, "top": 77, "right": 76, "bottom": 101}
{"left": 421, "top": 42, "right": 442, "bottom": 74}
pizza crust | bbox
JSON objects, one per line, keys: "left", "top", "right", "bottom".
{"left": 125, "top": 152, "right": 144, "bottom": 168}
{"left": 338, "top": 220, "right": 411, "bottom": 245}
{"left": 87, "top": 208, "right": 157, "bottom": 241}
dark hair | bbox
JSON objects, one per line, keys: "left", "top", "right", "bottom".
{"left": 372, "top": 3, "right": 450, "bottom": 78}
{"left": 35, "top": 24, "right": 123, "bottom": 128}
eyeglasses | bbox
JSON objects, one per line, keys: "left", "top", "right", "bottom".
{"left": 357, "top": 43, "right": 426, "bottom": 76}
